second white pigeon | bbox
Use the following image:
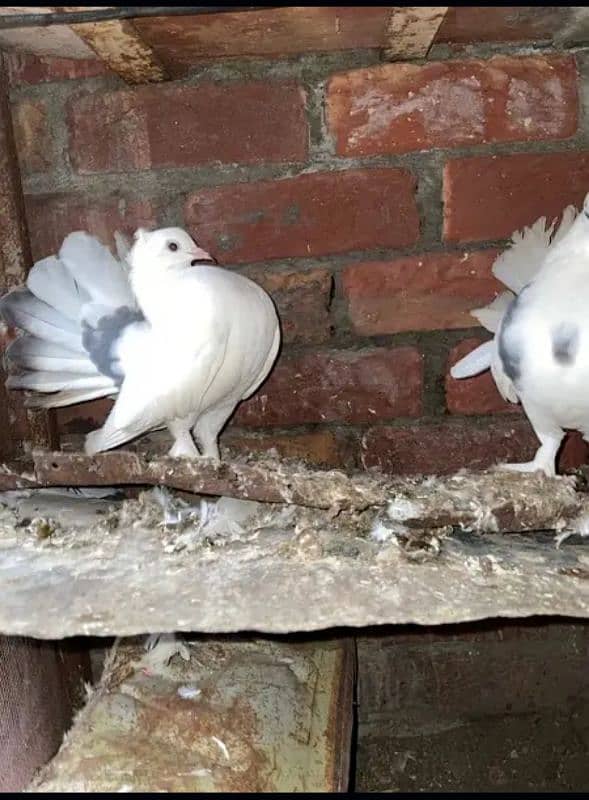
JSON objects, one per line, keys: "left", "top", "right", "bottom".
{"left": 451, "top": 195, "right": 589, "bottom": 477}
{"left": 0, "top": 227, "right": 281, "bottom": 459}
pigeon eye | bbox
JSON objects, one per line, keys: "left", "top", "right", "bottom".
{"left": 167, "top": 241, "right": 179, "bottom": 252}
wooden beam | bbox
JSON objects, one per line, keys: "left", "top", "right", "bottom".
{"left": 30, "top": 449, "right": 586, "bottom": 534}
{"left": 0, "top": 54, "right": 57, "bottom": 456}
{"left": 30, "top": 637, "right": 355, "bottom": 792}
{"left": 70, "top": 19, "right": 168, "bottom": 84}
{"left": 384, "top": 6, "right": 449, "bottom": 61}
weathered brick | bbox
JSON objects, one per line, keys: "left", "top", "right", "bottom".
{"left": 361, "top": 419, "right": 587, "bottom": 475}
{"left": 68, "top": 82, "right": 307, "bottom": 173}
{"left": 6, "top": 52, "right": 109, "bottom": 86}
{"left": 24, "top": 194, "right": 158, "bottom": 260}
{"left": 56, "top": 398, "right": 113, "bottom": 436}
{"left": 243, "top": 267, "right": 333, "bottom": 344}
{"left": 444, "top": 152, "right": 589, "bottom": 243}
{"left": 134, "top": 7, "right": 390, "bottom": 67}
{"left": 446, "top": 338, "right": 519, "bottom": 415}
{"left": 185, "top": 169, "right": 419, "bottom": 264}
{"left": 327, "top": 56, "right": 577, "bottom": 157}
{"left": 235, "top": 347, "right": 423, "bottom": 426}
{"left": 221, "top": 428, "right": 351, "bottom": 468}
{"left": 342, "top": 251, "right": 500, "bottom": 335}
{"left": 12, "top": 99, "right": 51, "bottom": 174}
{"left": 436, "top": 6, "right": 567, "bottom": 45}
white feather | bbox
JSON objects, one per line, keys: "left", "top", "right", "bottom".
{"left": 114, "top": 231, "right": 132, "bottom": 263}
{"left": 450, "top": 340, "right": 494, "bottom": 379}
{"left": 59, "top": 232, "right": 136, "bottom": 309}
{"left": 25, "top": 387, "right": 116, "bottom": 409}
{"left": 6, "top": 336, "right": 99, "bottom": 375}
{"left": 7, "top": 371, "right": 115, "bottom": 393}
{"left": 471, "top": 290, "right": 516, "bottom": 334}
{"left": 27, "top": 256, "right": 91, "bottom": 322}
{"left": 0, "top": 289, "right": 84, "bottom": 351}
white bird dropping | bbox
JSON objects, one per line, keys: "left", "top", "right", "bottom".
{"left": 0, "top": 226, "right": 280, "bottom": 459}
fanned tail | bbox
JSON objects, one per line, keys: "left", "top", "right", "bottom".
{"left": 452, "top": 204, "right": 580, "bottom": 384}
{"left": 0, "top": 231, "right": 138, "bottom": 408}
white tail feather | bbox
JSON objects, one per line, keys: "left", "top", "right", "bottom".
{"left": 85, "top": 423, "right": 137, "bottom": 455}
{"left": 550, "top": 204, "right": 578, "bottom": 247}
{"left": 471, "top": 290, "right": 516, "bottom": 333}
{"left": 59, "top": 232, "right": 136, "bottom": 308}
{"left": 450, "top": 340, "right": 494, "bottom": 379}
{"left": 7, "top": 372, "right": 115, "bottom": 393}
{"left": 6, "top": 336, "right": 99, "bottom": 375}
{"left": 27, "top": 256, "right": 91, "bottom": 321}
{"left": 0, "top": 230, "right": 141, "bottom": 408}
{"left": 25, "top": 388, "right": 117, "bottom": 409}
{"left": 492, "top": 205, "right": 580, "bottom": 294}
{"left": 0, "top": 290, "right": 84, "bottom": 351}
{"left": 114, "top": 231, "right": 131, "bottom": 263}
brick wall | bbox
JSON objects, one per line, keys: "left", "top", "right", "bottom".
{"left": 7, "top": 37, "right": 589, "bottom": 474}
{"left": 356, "top": 620, "right": 589, "bottom": 791}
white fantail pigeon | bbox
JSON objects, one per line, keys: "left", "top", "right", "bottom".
{"left": 451, "top": 196, "right": 589, "bottom": 477}
{"left": 0, "top": 227, "right": 280, "bottom": 459}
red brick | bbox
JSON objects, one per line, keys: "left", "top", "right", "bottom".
{"left": 67, "top": 82, "right": 307, "bottom": 173}
{"left": 185, "top": 169, "right": 419, "bottom": 264}
{"left": 56, "top": 398, "right": 113, "bottom": 436}
{"left": 446, "top": 338, "right": 520, "bottom": 416}
{"left": 24, "top": 194, "right": 158, "bottom": 260}
{"left": 561, "top": 432, "right": 589, "bottom": 471}
{"left": 243, "top": 267, "right": 332, "bottom": 344}
{"left": 327, "top": 56, "right": 577, "bottom": 157}
{"left": 361, "top": 419, "right": 538, "bottom": 475}
{"left": 343, "top": 250, "right": 501, "bottom": 335}
{"left": 235, "top": 347, "right": 423, "bottom": 426}
{"left": 135, "top": 8, "right": 389, "bottom": 67}
{"left": 221, "top": 428, "right": 351, "bottom": 468}
{"left": 361, "top": 419, "right": 588, "bottom": 475}
{"left": 436, "top": 7, "right": 566, "bottom": 45}
{"left": 444, "top": 152, "right": 589, "bottom": 243}
{"left": 12, "top": 99, "right": 51, "bottom": 174}
{"left": 6, "top": 52, "right": 109, "bottom": 86}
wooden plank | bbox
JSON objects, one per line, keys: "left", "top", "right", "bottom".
{"left": 0, "top": 55, "right": 56, "bottom": 456}
{"left": 384, "top": 6, "right": 449, "bottom": 61}
{"left": 31, "top": 449, "right": 587, "bottom": 534}
{"left": 30, "top": 637, "right": 355, "bottom": 792}
{"left": 70, "top": 19, "right": 167, "bottom": 84}
{"left": 0, "top": 635, "right": 90, "bottom": 791}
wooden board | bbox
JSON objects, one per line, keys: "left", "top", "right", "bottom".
{"left": 31, "top": 636, "right": 354, "bottom": 792}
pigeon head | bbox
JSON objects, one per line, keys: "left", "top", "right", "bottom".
{"left": 130, "top": 227, "right": 215, "bottom": 272}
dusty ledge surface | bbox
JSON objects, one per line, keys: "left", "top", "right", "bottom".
{"left": 1, "top": 483, "right": 589, "bottom": 639}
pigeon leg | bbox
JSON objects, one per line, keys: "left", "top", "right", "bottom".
{"left": 498, "top": 408, "right": 564, "bottom": 477}
{"left": 168, "top": 417, "right": 199, "bottom": 458}
{"left": 193, "top": 402, "right": 236, "bottom": 461}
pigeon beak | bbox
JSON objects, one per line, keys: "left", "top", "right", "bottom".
{"left": 189, "top": 246, "right": 216, "bottom": 266}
